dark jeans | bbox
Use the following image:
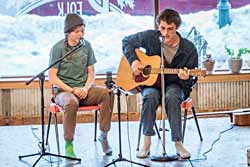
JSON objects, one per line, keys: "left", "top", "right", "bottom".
{"left": 141, "top": 84, "right": 184, "bottom": 141}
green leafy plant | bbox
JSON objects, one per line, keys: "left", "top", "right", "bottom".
{"left": 225, "top": 45, "right": 250, "bottom": 59}
{"left": 238, "top": 48, "right": 250, "bottom": 58}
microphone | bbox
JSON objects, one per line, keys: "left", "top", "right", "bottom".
{"left": 105, "top": 71, "right": 128, "bottom": 95}
{"left": 78, "top": 38, "right": 85, "bottom": 48}
{"left": 105, "top": 71, "right": 113, "bottom": 89}
{"left": 159, "top": 36, "right": 164, "bottom": 43}
{"left": 159, "top": 36, "right": 164, "bottom": 47}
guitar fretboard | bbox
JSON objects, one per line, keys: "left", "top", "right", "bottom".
{"left": 150, "top": 68, "right": 203, "bottom": 77}
{"left": 151, "top": 68, "right": 179, "bottom": 74}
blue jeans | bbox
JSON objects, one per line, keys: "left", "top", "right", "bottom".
{"left": 141, "top": 84, "right": 184, "bottom": 141}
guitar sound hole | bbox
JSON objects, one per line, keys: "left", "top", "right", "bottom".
{"left": 143, "top": 65, "right": 152, "bottom": 76}
{"left": 134, "top": 75, "right": 148, "bottom": 82}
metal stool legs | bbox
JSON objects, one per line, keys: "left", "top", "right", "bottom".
{"left": 94, "top": 109, "right": 98, "bottom": 142}
{"left": 45, "top": 112, "right": 61, "bottom": 155}
{"left": 182, "top": 106, "right": 203, "bottom": 142}
{"left": 191, "top": 106, "right": 203, "bottom": 141}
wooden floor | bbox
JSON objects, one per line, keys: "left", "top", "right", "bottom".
{"left": 1, "top": 116, "right": 250, "bottom": 167}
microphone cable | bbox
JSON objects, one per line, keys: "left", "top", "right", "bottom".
{"left": 147, "top": 118, "right": 234, "bottom": 166}
{"left": 190, "top": 124, "right": 234, "bottom": 162}
{"left": 30, "top": 126, "right": 62, "bottom": 164}
{"left": 125, "top": 95, "right": 133, "bottom": 167}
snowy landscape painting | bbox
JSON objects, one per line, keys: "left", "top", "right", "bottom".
{"left": 0, "top": 0, "right": 249, "bottom": 76}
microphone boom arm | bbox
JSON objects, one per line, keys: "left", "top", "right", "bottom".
{"left": 26, "top": 41, "right": 84, "bottom": 85}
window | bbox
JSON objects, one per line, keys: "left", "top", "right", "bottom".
{"left": 159, "top": 0, "right": 250, "bottom": 71}
{"left": 1, "top": 0, "right": 249, "bottom": 77}
{"left": 0, "top": 0, "right": 154, "bottom": 76}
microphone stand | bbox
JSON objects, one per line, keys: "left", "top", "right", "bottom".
{"left": 18, "top": 42, "right": 84, "bottom": 166}
{"left": 150, "top": 37, "right": 178, "bottom": 162}
{"left": 104, "top": 82, "right": 149, "bottom": 167}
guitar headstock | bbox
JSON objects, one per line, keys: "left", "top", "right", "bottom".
{"left": 189, "top": 68, "right": 207, "bottom": 77}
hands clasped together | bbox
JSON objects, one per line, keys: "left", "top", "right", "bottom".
{"left": 72, "top": 87, "right": 88, "bottom": 99}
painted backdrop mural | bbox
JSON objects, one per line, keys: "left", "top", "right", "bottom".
{"left": 2, "top": 0, "right": 249, "bottom": 16}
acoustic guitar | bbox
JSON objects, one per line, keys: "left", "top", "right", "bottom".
{"left": 116, "top": 49, "right": 206, "bottom": 94}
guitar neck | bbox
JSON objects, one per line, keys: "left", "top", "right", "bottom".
{"left": 151, "top": 68, "right": 179, "bottom": 74}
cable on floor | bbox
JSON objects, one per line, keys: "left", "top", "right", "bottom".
{"left": 30, "top": 126, "right": 62, "bottom": 164}
{"left": 190, "top": 124, "right": 234, "bottom": 163}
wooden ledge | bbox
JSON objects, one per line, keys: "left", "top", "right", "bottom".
{"left": 0, "top": 74, "right": 109, "bottom": 89}
{"left": 198, "top": 71, "right": 250, "bottom": 83}
{"left": 1, "top": 72, "right": 250, "bottom": 89}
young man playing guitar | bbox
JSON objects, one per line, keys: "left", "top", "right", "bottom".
{"left": 122, "top": 8, "right": 198, "bottom": 159}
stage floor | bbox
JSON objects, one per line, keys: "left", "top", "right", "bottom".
{"left": 1, "top": 116, "right": 249, "bottom": 167}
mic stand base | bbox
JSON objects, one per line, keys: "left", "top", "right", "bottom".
{"left": 19, "top": 150, "right": 81, "bottom": 167}
{"left": 104, "top": 86, "right": 149, "bottom": 167}
{"left": 150, "top": 154, "right": 178, "bottom": 162}
{"left": 19, "top": 73, "right": 81, "bottom": 167}
{"left": 104, "top": 156, "right": 149, "bottom": 167}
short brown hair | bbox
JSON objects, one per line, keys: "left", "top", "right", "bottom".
{"left": 156, "top": 8, "right": 182, "bottom": 29}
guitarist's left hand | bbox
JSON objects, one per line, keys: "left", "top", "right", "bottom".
{"left": 178, "top": 68, "right": 190, "bottom": 80}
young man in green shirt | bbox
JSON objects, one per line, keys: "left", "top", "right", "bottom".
{"left": 48, "top": 13, "right": 114, "bottom": 157}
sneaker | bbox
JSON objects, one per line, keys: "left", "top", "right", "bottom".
{"left": 65, "top": 141, "right": 77, "bottom": 158}
{"left": 98, "top": 132, "right": 112, "bottom": 155}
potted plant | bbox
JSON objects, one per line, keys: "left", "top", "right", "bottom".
{"left": 225, "top": 46, "right": 250, "bottom": 73}
{"left": 202, "top": 54, "right": 215, "bottom": 74}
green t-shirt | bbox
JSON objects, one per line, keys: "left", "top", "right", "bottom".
{"left": 49, "top": 39, "right": 97, "bottom": 88}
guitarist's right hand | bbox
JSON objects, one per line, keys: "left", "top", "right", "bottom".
{"left": 131, "top": 60, "right": 143, "bottom": 76}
